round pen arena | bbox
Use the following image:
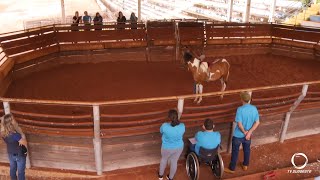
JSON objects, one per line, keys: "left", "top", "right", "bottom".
{"left": 0, "top": 21, "right": 320, "bottom": 177}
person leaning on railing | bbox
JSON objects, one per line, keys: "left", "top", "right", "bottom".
{"left": 93, "top": 12, "right": 103, "bottom": 31}
{"left": 71, "top": 11, "right": 82, "bottom": 31}
{"left": 130, "top": 12, "right": 138, "bottom": 29}
{"left": 158, "top": 109, "right": 185, "bottom": 180}
{"left": 1, "top": 114, "right": 28, "bottom": 180}
{"left": 83, "top": 11, "right": 92, "bottom": 31}
{"left": 224, "top": 91, "right": 260, "bottom": 174}
{"left": 117, "top": 11, "right": 126, "bottom": 30}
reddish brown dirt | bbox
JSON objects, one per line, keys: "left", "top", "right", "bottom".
{"left": 0, "top": 134, "right": 318, "bottom": 179}
{"left": 6, "top": 54, "right": 320, "bottom": 102}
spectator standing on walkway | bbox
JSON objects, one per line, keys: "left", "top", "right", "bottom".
{"left": 225, "top": 91, "right": 260, "bottom": 174}
{"left": 93, "top": 12, "right": 103, "bottom": 30}
{"left": 1, "top": 114, "right": 28, "bottom": 180}
{"left": 71, "top": 11, "right": 81, "bottom": 31}
{"left": 130, "top": 12, "right": 138, "bottom": 29}
{"left": 83, "top": 11, "right": 92, "bottom": 31}
{"left": 158, "top": 110, "right": 185, "bottom": 180}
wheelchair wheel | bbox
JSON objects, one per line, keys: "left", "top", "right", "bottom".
{"left": 186, "top": 152, "right": 200, "bottom": 180}
{"left": 211, "top": 153, "right": 224, "bottom": 178}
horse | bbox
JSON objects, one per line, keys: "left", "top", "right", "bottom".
{"left": 183, "top": 51, "right": 230, "bottom": 104}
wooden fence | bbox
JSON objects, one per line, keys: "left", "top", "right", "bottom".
{"left": 0, "top": 81, "right": 320, "bottom": 173}
{"left": 0, "top": 21, "right": 319, "bottom": 67}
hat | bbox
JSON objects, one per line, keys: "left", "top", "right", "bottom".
{"left": 240, "top": 91, "right": 251, "bottom": 102}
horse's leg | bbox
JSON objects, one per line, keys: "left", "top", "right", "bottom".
{"left": 194, "top": 84, "right": 199, "bottom": 102}
{"left": 220, "top": 78, "right": 227, "bottom": 100}
{"left": 197, "top": 84, "right": 203, "bottom": 104}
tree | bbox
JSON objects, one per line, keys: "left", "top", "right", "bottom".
{"left": 302, "top": 0, "right": 312, "bottom": 7}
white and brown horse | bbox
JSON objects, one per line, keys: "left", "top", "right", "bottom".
{"left": 183, "top": 51, "right": 230, "bottom": 104}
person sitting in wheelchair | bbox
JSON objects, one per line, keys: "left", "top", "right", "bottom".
{"left": 189, "top": 118, "right": 221, "bottom": 159}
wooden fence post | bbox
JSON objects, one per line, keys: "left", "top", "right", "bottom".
{"left": 177, "top": 98, "right": 184, "bottom": 119}
{"left": 279, "top": 84, "right": 308, "bottom": 143}
{"left": 227, "top": 122, "right": 236, "bottom": 153}
{"left": 2, "top": 102, "right": 31, "bottom": 168}
{"left": 3, "top": 101, "right": 10, "bottom": 114}
{"left": 93, "top": 105, "right": 103, "bottom": 175}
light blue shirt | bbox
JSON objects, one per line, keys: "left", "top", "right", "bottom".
{"left": 195, "top": 131, "right": 221, "bottom": 155}
{"left": 160, "top": 122, "right": 185, "bottom": 149}
{"left": 234, "top": 104, "right": 259, "bottom": 138}
{"left": 83, "top": 15, "right": 92, "bottom": 22}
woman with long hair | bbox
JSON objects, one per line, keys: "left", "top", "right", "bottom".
{"left": 130, "top": 12, "right": 138, "bottom": 29}
{"left": 158, "top": 109, "right": 185, "bottom": 180}
{"left": 117, "top": 11, "right": 126, "bottom": 29}
{"left": 71, "top": 11, "right": 81, "bottom": 31}
{"left": 1, "top": 114, "right": 27, "bottom": 180}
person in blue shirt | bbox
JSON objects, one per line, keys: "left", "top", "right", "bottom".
{"left": 225, "top": 91, "right": 260, "bottom": 174}
{"left": 83, "top": 11, "right": 92, "bottom": 31}
{"left": 189, "top": 119, "right": 221, "bottom": 155}
{"left": 1, "top": 114, "right": 28, "bottom": 180}
{"left": 158, "top": 109, "right": 185, "bottom": 180}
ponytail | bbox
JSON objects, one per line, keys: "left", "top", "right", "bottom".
{"left": 168, "top": 109, "right": 180, "bottom": 127}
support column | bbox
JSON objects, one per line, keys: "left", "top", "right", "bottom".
{"left": 227, "top": 122, "right": 236, "bottom": 153}
{"left": 3, "top": 102, "right": 10, "bottom": 114}
{"left": 268, "top": 0, "right": 277, "bottom": 22}
{"left": 2, "top": 102, "right": 31, "bottom": 168}
{"left": 93, "top": 105, "right": 103, "bottom": 175}
{"left": 177, "top": 98, "right": 184, "bottom": 119}
{"left": 279, "top": 85, "right": 308, "bottom": 143}
{"left": 61, "top": 0, "right": 66, "bottom": 23}
{"left": 227, "top": 0, "right": 234, "bottom": 22}
{"left": 243, "top": 0, "right": 251, "bottom": 22}
{"left": 138, "top": 0, "right": 141, "bottom": 21}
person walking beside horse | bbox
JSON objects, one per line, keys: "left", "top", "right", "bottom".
{"left": 224, "top": 91, "right": 260, "bottom": 174}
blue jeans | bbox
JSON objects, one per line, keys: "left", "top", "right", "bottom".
{"left": 229, "top": 136, "right": 251, "bottom": 171}
{"left": 8, "top": 154, "right": 26, "bottom": 180}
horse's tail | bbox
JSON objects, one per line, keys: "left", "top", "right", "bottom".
{"left": 222, "top": 59, "right": 230, "bottom": 83}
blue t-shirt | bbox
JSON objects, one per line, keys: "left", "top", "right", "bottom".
{"left": 83, "top": 15, "right": 92, "bottom": 22}
{"left": 9, "top": 132, "right": 22, "bottom": 142}
{"left": 160, "top": 123, "right": 185, "bottom": 149}
{"left": 3, "top": 132, "right": 22, "bottom": 155}
{"left": 234, "top": 104, "right": 259, "bottom": 138}
{"left": 195, "top": 131, "right": 221, "bottom": 155}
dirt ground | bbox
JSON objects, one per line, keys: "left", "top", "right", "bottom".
{"left": 6, "top": 54, "right": 320, "bottom": 102}
{"left": 0, "top": 134, "right": 318, "bottom": 179}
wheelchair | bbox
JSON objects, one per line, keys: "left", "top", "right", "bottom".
{"left": 186, "top": 145, "right": 224, "bottom": 180}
